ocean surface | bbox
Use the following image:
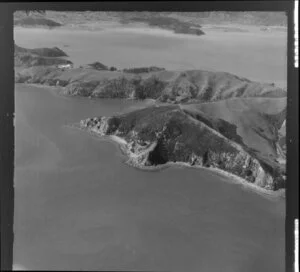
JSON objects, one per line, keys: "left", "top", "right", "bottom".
{"left": 13, "top": 25, "right": 286, "bottom": 271}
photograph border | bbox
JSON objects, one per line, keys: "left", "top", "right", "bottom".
{"left": 1, "top": 1, "right": 298, "bottom": 271}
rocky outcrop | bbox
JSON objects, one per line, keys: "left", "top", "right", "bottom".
{"left": 79, "top": 105, "right": 285, "bottom": 191}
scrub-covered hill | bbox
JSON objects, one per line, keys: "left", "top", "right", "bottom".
{"left": 78, "top": 105, "right": 286, "bottom": 191}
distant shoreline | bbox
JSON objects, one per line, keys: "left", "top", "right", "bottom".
{"left": 13, "top": 11, "right": 288, "bottom": 34}
{"left": 13, "top": 22, "right": 288, "bottom": 37}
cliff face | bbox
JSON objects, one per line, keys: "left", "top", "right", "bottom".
{"left": 79, "top": 106, "right": 285, "bottom": 190}
{"left": 15, "top": 66, "right": 286, "bottom": 103}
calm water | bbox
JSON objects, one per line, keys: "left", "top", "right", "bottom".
{"left": 14, "top": 25, "right": 286, "bottom": 271}
{"left": 14, "top": 26, "right": 287, "bottom": 88}
{"left": 14, "top": 84, "right": 285, "bottom": 271}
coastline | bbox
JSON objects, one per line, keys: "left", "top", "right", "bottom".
{"left": 67, "top": 123, "right": 285, "bottom": 199}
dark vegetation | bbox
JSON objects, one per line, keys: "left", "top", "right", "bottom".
{"left": 80, "top": 61, "right": 118, "bottom": 72}
{"left": 86, "top": 61, "right": 109, "bottom": 71}
{"left": 64, "top": 81, "right": 100, "bottom": 96}
{"left": 245, "top": 148, "right": 285, "bottom": 190}
{"left": 123, "top": 67, "right": 166, "bottom": 74}
{"left": 148, "top": 139, "right": 169, "bottom": 165}
{"left": 134, "top": 76, "right": 168, "bottom": 100}
{"left": 182, "top": 109, "right": 245, "bottom": 145}
{"left": 93, "top": 77, "right": 136, "bottom": 98}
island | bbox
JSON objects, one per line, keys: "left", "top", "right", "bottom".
{"left": 119, "top": 14, "right": 205, "bottom": 36}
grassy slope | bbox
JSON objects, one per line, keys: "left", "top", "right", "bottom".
{"left": 180, "top": 97, "right": 286, "bottom": 160}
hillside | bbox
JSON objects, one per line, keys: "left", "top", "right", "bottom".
{"left": 181, "top": 97, "right": 286, "bottom": 160}
{"left": 15, "top": 65, "right": 286, "bottom": 103}
{"left": 78, "top": 105, "right": 285, "bottom": 191}
{"left": 14, "top": 45, "right": 72, "bottom": 68}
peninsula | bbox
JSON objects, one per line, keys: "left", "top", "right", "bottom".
{"left": 14, "top": 45, "right": 287, "bottom": 191}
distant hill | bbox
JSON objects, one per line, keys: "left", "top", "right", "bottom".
{"left": 14, "top": 11, "right": 286, "bottom": 31}
{"left": 15, "top": 67, "right": 286, "bottom": 102}
{"left": 14, "top": 16, "right": 62, "bottom": 28}
{"left": 167, "top": 12, "right": 287, "bottom": 27}
{"left": 15, "top": 44, "right": 68, "bottom": 57}
{"left": 119, "top": 14, "right": 205, "bottom": 36}
{"left": 14, "top": 45, "right": 72, "bottom": 68}
{"left": 113, "top": 11, "right": 287, "bottom": 27}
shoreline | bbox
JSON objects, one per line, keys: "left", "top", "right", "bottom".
{"left": 67, "top": 123, "right": 285, "bottom": 199}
